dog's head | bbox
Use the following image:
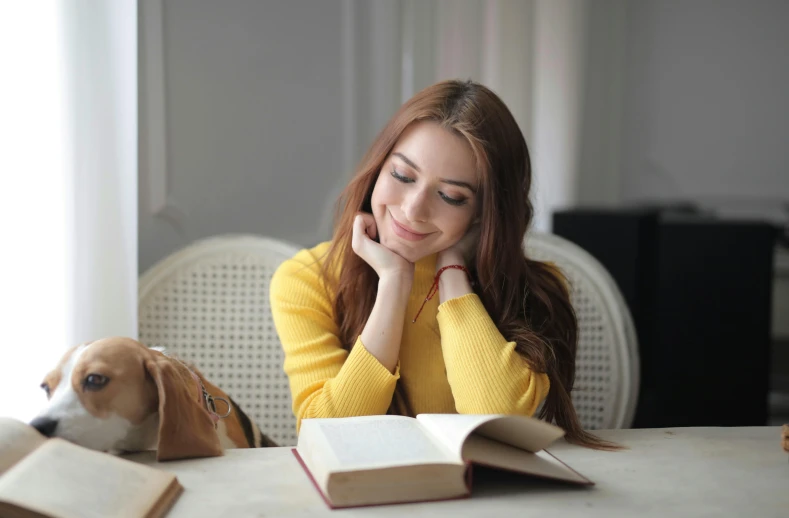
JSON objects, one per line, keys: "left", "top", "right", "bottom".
{"left": 30, "top": 337, "right": 223, "bottom": 460}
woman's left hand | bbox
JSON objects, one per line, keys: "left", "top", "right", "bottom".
{"left": 436, "top": 223, "right": 480, "bottom": 269}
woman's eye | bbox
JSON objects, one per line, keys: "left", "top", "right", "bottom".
{"left": 390, "top": 170, "right": 414, "bottom": 183}
{"left": 440, "top": 192, "right": 468, "bottom": 206}
{"left": 40, "top": 383, "right": 51, "bottom": 398}
{"left": 83, "top": 374, "right": 110, "bottom": 391}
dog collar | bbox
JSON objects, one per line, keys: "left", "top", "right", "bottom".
{"left": 176, "top": 359, "right": 232, "bottom": 424}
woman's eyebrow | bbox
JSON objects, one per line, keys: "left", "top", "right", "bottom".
{"left": 393, "top": 151, "right": 477, "bottom": 193}
{"left": 392, "top": 152, "right": 420, "bottom": 172}
{"left": 440, "top": 178, "right": 477, "bottom": 193}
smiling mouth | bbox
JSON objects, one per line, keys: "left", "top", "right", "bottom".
{"left": 390, "top": 213, "right": 433, "bottom": 242}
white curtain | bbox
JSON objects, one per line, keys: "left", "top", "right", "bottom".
{"left": 529, "top": 0, "right": 589, "bottom": 231}
{"left": 0, "top": 1, "right": 137, "bottom": 421}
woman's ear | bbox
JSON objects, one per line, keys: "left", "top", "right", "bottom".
{"left": 144, "top": 356, "right": 224, "bottom": 461}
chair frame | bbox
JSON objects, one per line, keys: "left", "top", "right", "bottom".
{"left": 139, "top": 234, "right": 302, "bottom": 300}
{"left": 525, "top": 232, "right": 640, "bottom": 429}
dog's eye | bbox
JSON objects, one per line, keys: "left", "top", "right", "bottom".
{"left": 40, "top": 383, "right": 51, "bottom": 398}
{"left": 83, "top": 374, "right": 109, "bottom": 391}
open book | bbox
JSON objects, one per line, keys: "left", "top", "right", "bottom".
{"left": 294, "top": 414, "right": 592, "bottom": 508}
{"left": 0, "top": 418, "right": 182, "bottom": 518}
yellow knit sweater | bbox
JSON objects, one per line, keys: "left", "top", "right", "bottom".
{"left": 269, "top": 241, "right": 550, "bottom": 430}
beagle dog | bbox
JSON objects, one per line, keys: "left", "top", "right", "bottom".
{"left": 29, "top": 336, "right": 276, "bottom": 461}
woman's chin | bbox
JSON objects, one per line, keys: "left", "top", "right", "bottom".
{"left": 380, "top": 236, "right": 427, "bottom": 264}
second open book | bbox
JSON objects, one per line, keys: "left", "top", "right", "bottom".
{"left": 294, "top": 413, "right": 593, "bottom": 508}
{"left": 0, "top": 417, "right": 181, "bottom": 518}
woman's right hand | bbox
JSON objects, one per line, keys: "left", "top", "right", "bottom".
{"left": 352, "top": 213, "right": 414, "bottom": 281}
{"left": 353, "top": 213, "right": 412, "bottom": 372}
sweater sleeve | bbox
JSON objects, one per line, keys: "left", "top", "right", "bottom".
{"left": 269, "top": 248, "right": 399, "bottom": 431}
{"left": 437, "top": 293, "right": 550, "bottom": 416}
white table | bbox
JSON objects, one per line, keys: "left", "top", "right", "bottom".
{"left": 128, "top": 427, "right": 788, "bottom": 517}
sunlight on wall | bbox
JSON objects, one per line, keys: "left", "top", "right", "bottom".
{"left": 0, "top": 3, "right": 70, "bottom": 420}
{"left": 0, "top": 1, "right": 139, "bottom": 422}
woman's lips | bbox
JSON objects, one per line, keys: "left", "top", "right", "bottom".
{"left": 391, "top": 215, "right": 432, "bottom": 241}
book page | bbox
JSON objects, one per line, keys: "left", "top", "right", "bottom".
{"left": 416, "top": 414, "right": 564, "bottom": 458}
{"left": 299, "top": 416, "right": 459, "bottom": 473}
{"left": 0, "top": 438, "right": 180, "bottom": 518}
{"left": 462, "top": 434, "right": 591, "bottom": 484}
{"left": 472, "top": 415, "right": 565, "bottom": 452}
{"left": 0, "top": 418, "right": 46, "bottom": 475}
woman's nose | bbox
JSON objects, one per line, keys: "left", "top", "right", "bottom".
{"left": 402, "top": 189, "right": 429, "bottom": 223}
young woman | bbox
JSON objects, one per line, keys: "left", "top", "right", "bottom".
{"left": 271, "top": 79, "right": 612, "bottom": 448}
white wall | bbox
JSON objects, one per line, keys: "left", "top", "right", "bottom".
{"left": 139, "top": 0, "right": 347, "bottom": 272}
{"left": 576, "top": 0, "right": 627, "bottom": 207}
{"left": 619, "top": 0, "right": 789, "bottom": 209}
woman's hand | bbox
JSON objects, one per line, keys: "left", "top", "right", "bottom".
{"left": 435, "top": 223, "right": 479, "bottom": 303}
{"left": 353, "top": 213, "right": 413, "bottom": 372}
{"left": 352, "top": 213, "right": 414, "bottom": 281}
{"left": 436, "top": 222, "right": 480, "bottom": 270}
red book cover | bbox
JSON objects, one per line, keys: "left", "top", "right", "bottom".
{"left": 291, "top": 449, "right": 472, "bottom": 509}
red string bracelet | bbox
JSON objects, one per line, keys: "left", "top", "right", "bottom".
{"left": 412, "top": 264, "right": 471, "bottom": 323}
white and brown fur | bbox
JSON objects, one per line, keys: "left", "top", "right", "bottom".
{"left": 30, "top": 337, "right": 275, "bottom": 461}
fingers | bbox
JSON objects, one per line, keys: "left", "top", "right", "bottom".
{"left": 354, "top": 213, "right": 377, "bottom": 240}
{"left": 351, "top": 214, "right": 367, "bottom": 252}
{"left": 366, "top": 217, "right": 378, "bottom": 241}
{"left": 352, "top": 213, "right": 376, "bottom": 254}
{"left": 438, "top": 222, "right": 481, "bottom": 267}
{"left": 352, "top": 213, "right": 415, "bottom": 278}
{"left": 462, "top": 224, "right": 481, "bottom": 262}
{"left": 357, "top": 212, "right": 377, "bottom": 240}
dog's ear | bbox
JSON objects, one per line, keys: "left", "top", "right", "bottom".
{"left": 144, "top": 356, "right": 223, "bottom": 461}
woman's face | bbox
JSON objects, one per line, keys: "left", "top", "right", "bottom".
{"left": 370, "top": 121, "right": 478, "bottom": 263}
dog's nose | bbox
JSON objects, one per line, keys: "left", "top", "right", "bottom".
{"left": 30, "top": 416, "right": 58, "bottom": 437}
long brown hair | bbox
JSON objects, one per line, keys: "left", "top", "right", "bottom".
{"left": 322, "top": 79, "right": 617, "bottom": 449}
